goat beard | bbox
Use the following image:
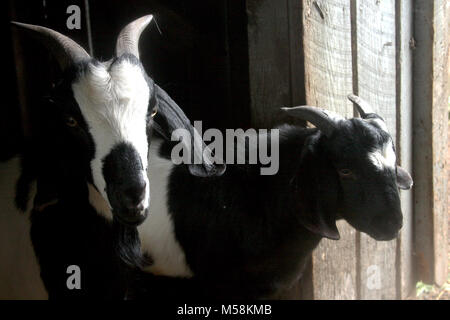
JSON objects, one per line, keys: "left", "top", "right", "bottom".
{"left": 112, "top": 218, "right": 151, "bottom": 270}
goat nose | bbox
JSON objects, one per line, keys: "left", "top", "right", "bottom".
{"left": 123, "top": 180, "right": 146, "bottom": 208}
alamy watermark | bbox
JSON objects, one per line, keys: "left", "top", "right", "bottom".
{"left": 171, "top": 121, "right": 280, "bottom": 175}
{"left": 66, "top": 5, "right": 81, "bottom": 30}
{"left": 366, "top": 265, "right": 381, "bottom": 290}
{"left": 66, "top": 265, "right": 81, "bottom": 290}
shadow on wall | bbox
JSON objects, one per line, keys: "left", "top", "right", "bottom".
{"left": 0, "top": 158, "right": 46, "bottom": 299}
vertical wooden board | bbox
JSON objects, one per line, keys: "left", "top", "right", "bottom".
{"left": 303, "top": 0, "right": 354, "bottom": 118}
{"left": 287, "top": 0, "right": 306, "bottom": 107}
{"left": 413, "top": 0, "right": 449, "bottom": 287}
{"left": 303, "top": 0, "right": 357, "bottom": 299}
{"left": 312, "top": 221, "right": 357, "bottom": 299}
{"left": 413, "top": 0, "right": 435, "bottom": 286}
{"left": 355, "top": 0, "right": 397, "bottom": 132}
{"left": 355, "top": 0, "right": 397, "bottom": 300}
{"left": 430, "top": 0, "right": 449, "bottom": 286}
{"left": 247, "top": 0, "right": 292, "bottom": 128}
{"left": 395, "top": 0, "right": 414, "bottom": 299}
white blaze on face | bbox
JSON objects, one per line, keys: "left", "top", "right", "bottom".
{"left": 72, "top": 59, "right": 150, "bottom": 210}
{"left": 369, "top": 139, "right": 397, "bottom": 171}
{"left": 366, "top": 118, "right": 397, "bottom": 171}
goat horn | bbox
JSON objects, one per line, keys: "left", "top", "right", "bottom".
{"left": 281, "top": 106, "right": 339, "bottom": 137}
{"left": 11, "top": 21, "right": 90, "bottom": 70}
{"left": 347, "top": 94, "right": 375, "bottom": 118}
{"left": 116, "top": 15, "right": 153, "bottom": 59}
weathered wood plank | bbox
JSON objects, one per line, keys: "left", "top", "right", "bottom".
{"left": 303, "top": 0, "right": 354, "bottom": 118}
{"left": 413, "top": 0, "right": 449, "bottom": 286}
{"left": 247, "top": 0, "right": 291, "bottom": 128}
{"left": 303, "top": 0, "right": 357, "bottom": 300}
{"left": 287, "top": 0, "right": 306, "bottom": 107}
{"left": 395, "top": 0, "right": 414, "bottom": 299}
{"left": 354, "top": 0, "right": 397, "bottom": 300}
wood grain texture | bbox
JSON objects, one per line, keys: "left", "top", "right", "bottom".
{"left": 312, "top": 221, "right": 358, "bottom": 300}
{"left": 303, "top": 0, "right": 357, "bottom": 300}
{"left": 430, "top": 0, "right": 449, "bottom": 288}
{"left": 303, "top": 0, "right": 354, "bottom": 118}
{"left": 395, "top": 0, "right": 414, "bottom": 299}
{"left": 354, "top": 0, "right": 397, "bottom": 300}
{"left": 413, "top": 0, "right": 449, "bottom": 287}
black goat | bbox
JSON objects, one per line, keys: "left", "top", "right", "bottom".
{"left": 127, "top": 100, "right": 413, "bottom": 299}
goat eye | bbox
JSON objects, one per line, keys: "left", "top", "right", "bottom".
{"left": 66, "top": 117, "right": 78, "bottom": 127}
{"left": 338, "top": 169, "right": 352, "bottom": 177}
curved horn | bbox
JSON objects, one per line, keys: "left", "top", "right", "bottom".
{"left": 281, "top": 106, "right": 340, "bottom": 137}
{"left": 116, "top": 15, "right": 153, "bottom": 59}
{"left": 347, "top": 94, "right": 375, "bottom": 118}
{"left": 11, "top": 21, "right": 90, "bottom": 70}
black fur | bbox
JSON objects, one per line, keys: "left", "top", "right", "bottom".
{"left": 30, "top": 180, "right": 129, "bottom": 300}
{"left": 162, "top": 126, "right": 323, "bottom": 299}
{"left": 134, "top": 118, "right": 409, "bottom": 299}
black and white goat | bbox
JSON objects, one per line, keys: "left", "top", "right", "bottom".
{"left": 126, "top": 98, "right": 414, "bottom": 299}
{"left": 13, "top": 16, "right": 223, "bottom": 298}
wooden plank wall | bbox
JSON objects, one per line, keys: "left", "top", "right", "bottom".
{"left": 302, "top": 0, "right": 416, "bottom": 299}
{"left": 395, "top": 0, "right": 414, "bottom": 299}
{"left": 413, "top": 0, "right": 449, "bottom": 287}
{"left": 303, "top": 0, "right": 358, "bottom": 300}
{"left": 354, "top": 0, "right": 397, "bottom": 300}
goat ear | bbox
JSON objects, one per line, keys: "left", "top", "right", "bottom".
{"left": 302, "top": 190, "right": 340, "bottom": 240}
{"left": 151, "top": 84, "right": 226, "bottom": 177}
{"left": 298, "top": 208, "right": 340, "bottom": 240}
{"left": 396, "top": 166, "right": 413, "bottom": 190}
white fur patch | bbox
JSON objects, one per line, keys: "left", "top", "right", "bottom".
{"left": 138, "top": 139, "right": 193, "bottom": 277}
{"left": 72, "top": 60, "right": 150, "bottom": 210}
{"left": 369, "top": 140, "right": 396, "bottom": 170}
